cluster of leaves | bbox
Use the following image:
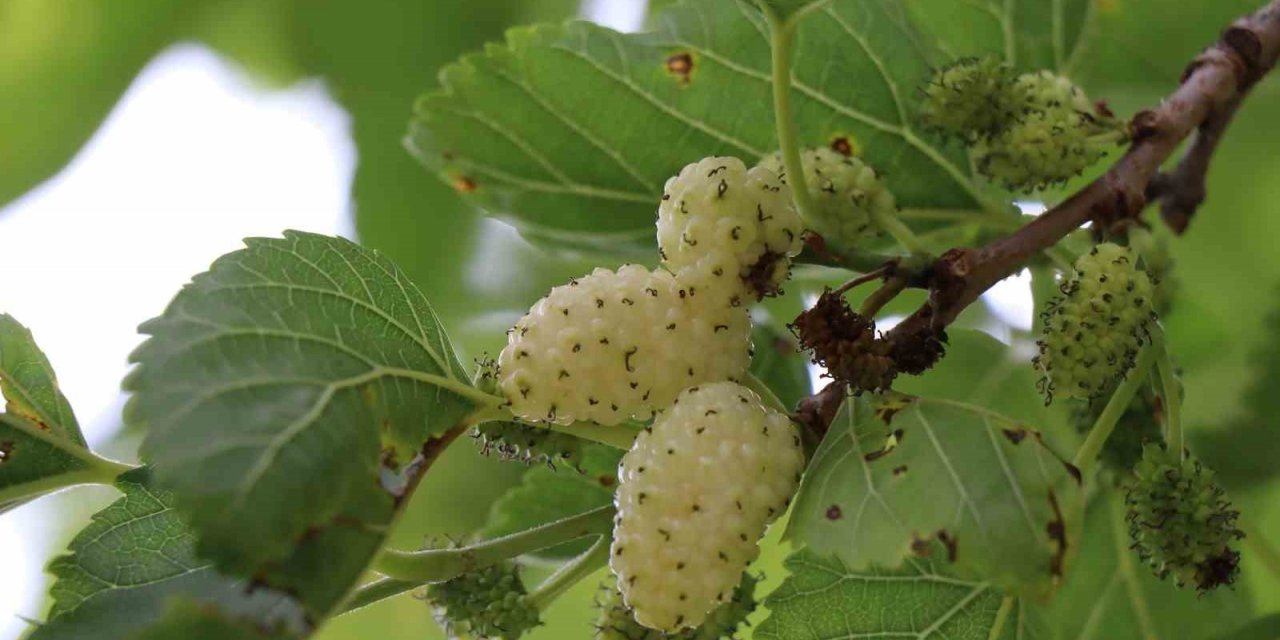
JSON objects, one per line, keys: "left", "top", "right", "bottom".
{"left": 4, "top": 0, "right": 1280, "bottom": 639}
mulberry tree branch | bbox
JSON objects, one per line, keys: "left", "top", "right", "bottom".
{"left": 882, "top": 0, "right": 1280, "bottom": 346}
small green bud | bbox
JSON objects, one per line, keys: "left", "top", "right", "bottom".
{"left": 424, "top": 563, "right": 541, "bottom": 639}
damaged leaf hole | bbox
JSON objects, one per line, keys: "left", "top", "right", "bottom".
{"left": 0, "top": 441, "right": 12, "bottom": 464}
{"left": 825, "top": 504, "right": 843, "bottom": 521}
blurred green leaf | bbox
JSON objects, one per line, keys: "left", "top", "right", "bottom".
{"left": 126, "top": 231, "right": 478, "bottom": 611}
{"left": 1213, "top": 613, "right": 1280, "bottom": 640}
{"left": 789, "top": 331, "right": 1082, "bottom": 599}
{"left": 133, "top": 601, "right": 296, "bottom": 640}
{"left": 482, "top": 444, "right": 620, "bottom": 561}
{"left": 408, "top": 0, "right": 987, "bottom": 254}
{"left": 1069, "top": 0, "right": 1263, "bottom": 93}
{"left": 0, "top": 0, "right": 197, "bottom": 208}
{"left": 757, "top": 549, "right": 1047, "bottom": 639}
{"left": 905, "top": 0, "right": 1089, "bottom": 72}
{"left": 32, "top": 468, "right": 304, "bottom": 640}
{"left": 754, "top": 0, "right": 830, "bottom": 21}
{"left": 750, "top": 323, "right": 812, "bottom": 411}
{"left": 1044, "top": 491, "right": 1254, "bottom": 639}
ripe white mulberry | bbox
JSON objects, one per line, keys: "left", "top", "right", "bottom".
{"left": 757, "top": 148, "right": 895, "bottom": 248}
{"left": 657, "top": 157, "right": 803, "bottom": 301}
{"left": 610, "top": 382, "right": 804, "bottom": 632}
{"left": 1035, "top": 243, "right": 1157, "bottom": 402}
{"left": 498, "top": 266, "right": 751, "bottom": 425}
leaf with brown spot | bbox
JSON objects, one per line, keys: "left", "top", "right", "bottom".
{"left": 789, "top": 331, "right": 1083, "bottom": 600}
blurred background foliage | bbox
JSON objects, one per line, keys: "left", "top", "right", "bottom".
{"left": 2, "top": 0, "right": 1279, "bottom": 638}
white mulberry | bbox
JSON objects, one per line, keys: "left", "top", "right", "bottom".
{"left": 610, "top": 382, "right": 804, "bottom": 632}
{"left": 657, "top": 157, "right": 802, "bottom": 301}
{"left": 498, "top": 266, "right": 751, "bottom": 426}
{"left": 1035, "top": 243, "right": 1157, "bottom": 402}
{"left": 758, "top": 148, "right": 894, "bottom": 248}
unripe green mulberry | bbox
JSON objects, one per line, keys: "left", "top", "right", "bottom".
{"left": 1035, "top": 243, "right": 1157, "bottom": 403}
{"left": 757, "top": 148, "right": 895, "bottom": 248}
{"left": 1126, "top": 445, "right": 1243, "bottom": 592}
{"left": 919, "top": 56, "right": 1015, "bottom": 139}
{"left": 424, "top": 562, "right": 541, "bottom": 639}
{"left": 657, "top": 157, "right": 803, "bottom": 301}
{"left": 594, "top": 573, "right": 757, "bottom": 639}
{"left": 611, "top": 382, "right": 804, "bottom": 632}
{"left": 499, "top": 266, "right": 751, "bottom": 426}
{"left": 1012, "top": 70, "right": 1097, "bottom": 116}
{"left": 473, "top": 421, "right": 586, "bottom": 470}
{"left": 972, "top": 108, "right": 1112, "bottom": 191}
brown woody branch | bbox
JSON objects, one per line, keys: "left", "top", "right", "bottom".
{"left": 881, "top": 0, "right": 1280, "bottom": 347}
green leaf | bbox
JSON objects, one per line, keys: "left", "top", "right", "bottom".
{"left": 1192, "top": 291, "right": 1280, "bottom": 489}
{"left": 1213, "top": 614, "right": 1280, "bottom": 640}
{"left": 132, "top": 601, "right": 296, "bottom": 640}
{"left": 904, "top": 0, "right": 1090, "bottom": 72}
{"left": 127, "top": 231, "right": 482, "bottom": 593}
{"left": 750, "top": 323, "right": 812, "bottom": 411}
{"left": 788, "top": 331, "right": 1082, "bottom": 599}
{"left": 754, "top": 0, "right": 831, "bottom": 22}
{"left": 0, "top": 315, "right": 116, "bottom": 512}
{"left": 481, "top": 443, "right": 620, "bottom": 560}
{"left": 0, "top": 314, "right": 82, "bottom": 443}
{"left": 1044, "top": 491, "right": 1254, "bottom": 640}
{"left": 756, "top": 549, "right": 1047, "bottom": 639}
{"left": 408, "top": 0, "right": 985, "bottom": 254}
{"left": 32, "top": 468, "right": 305, "bottom": 640}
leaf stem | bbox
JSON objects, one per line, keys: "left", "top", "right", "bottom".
{"left": 858, "top": 277, "right": 907, "bottom": 317}
{"left": 1072, "top": 341, "right": 1157, "bottom": 475}
{"left": 762, "top": 5, "right": 821, "bottom": 229}
{"left": 526, "top": 536, "right": 610, "bottom": 610}
{"left": 1152, "top": 328, "right": 1183, "bottom": 458}
{"left": 868, "top": 205, "right": 927, "bottom": 254}
{"left": 373, "top": 505, "right": 616, "bottom": 583}
{"left": 987, "top": 595, "right": 1015, "bottom": 640}
{"left": 338, "top": 577, "right": 419, "bottom": 615}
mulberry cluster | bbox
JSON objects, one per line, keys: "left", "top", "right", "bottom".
{"left": 498, "top": 265, "right": 751, "bottom": 425}
{"left": 1035, "top": 243, "right": 1157, "bottom": 403}
{"left": 593, "top": 573, "right": 757, "bottom": 640}
{"left": 919, "top": 59, "right": 1125, "bottom": 191}
{"left": 611, "top": 382, "right": 803, "bottom": 632}
{"left": 424, "top": 562, "right": 541, "bottom": 639}
{"left": 1126, "top": 445, "right": 1244, "bottom": 592}
{"left": 757, "top": 147, "right": 895, "bottom": 248}
{"left": 657, "top": 156, "right": 803, "bottom": 301}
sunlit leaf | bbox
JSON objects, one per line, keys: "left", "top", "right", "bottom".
{"left": 408, "top": 0, "right": 988, "bottom": 254}
{"left": 127, "top": 231, "right": 480, "bottom": 608}
{"left": 0, "top": 314, "right": 109, "bottom": 512}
